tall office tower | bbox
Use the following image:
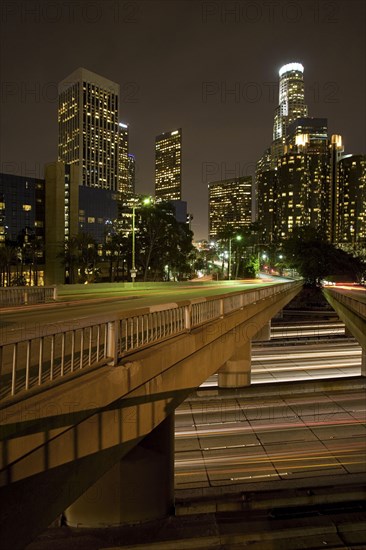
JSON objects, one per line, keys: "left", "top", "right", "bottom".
{"left": 127, "top": 154, "right": 136, "bottom": 194}
{"left": 276, "top": 152, "right": 326, "bottom": 239}
{"left": 337, "top": 154, "right": 366, "bottom": 245}
{"left": 208, "top": 177, "right": 252, "bottom": 240}
{"left": 328, "top": 134, "right": 345, "bottom": 243}
{"left": 58, "top": 68, "right": 120, "bottom": 191}
{"left": 118, "top": 122, "right": 132, "bottom": 194}
{"left": 271, "top": 62, "right": 308, "bottom": 166}
{"left": 155, "top": 128, "right": 182, "bottom": 201}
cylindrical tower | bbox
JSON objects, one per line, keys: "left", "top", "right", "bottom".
{"left": 273, "top": 62, "right": 308, "bottom": 142}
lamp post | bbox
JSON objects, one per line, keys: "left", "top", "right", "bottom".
{"left": 228, "top": 235, "right": 242, "bottom": 280}
{"left": 261, "top": 253, "right": 268, "bottom": 272}
{"left": 131, "top": 197, "right": 151, "bottom": 282}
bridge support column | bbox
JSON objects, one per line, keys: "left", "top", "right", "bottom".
{"left": 362, "top": 349, "right": 366, "bottom": 377}
{"left": 64, "top": 414, "right": 175, "bottom": 527}
{"left": 253, "top": 321, "right": 271, "bottom": 342}
{"left": 218, "top": 340, "right": 251, "bottom": 388}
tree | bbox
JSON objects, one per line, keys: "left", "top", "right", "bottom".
{"left": 59, "top": 233, "right": 98, "bottom": 284}
{"left": 283, "top": 226, "right": 365, "bottom": 286}
{"left": 241, "top": 255, "right": 259, "bottom": 278}
{"left": 102, "top": 232, "right": 129, "bottom": 282}
{"left": 135, "top": 202, "right": 194, "bottom": 281}
{"left": 17, "top": 227, "right": 44, "bottom": 286}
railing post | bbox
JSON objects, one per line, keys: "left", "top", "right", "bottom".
{"left": 220, "top": 298, "right": 224, "bottom": 317}
{"left": 185, "top": 305, "right": 191, "bottom": 332}
{"left": 107, "top": 320, "right": 119, "bottom": 366}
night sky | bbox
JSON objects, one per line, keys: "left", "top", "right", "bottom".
{"left": 1, "top": 0, "right": 365, "bottom": 239}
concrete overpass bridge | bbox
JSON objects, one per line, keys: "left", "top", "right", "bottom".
{"left": 0, "top": 281, "right": 303, "bottom": 548}
{"left": 323, "top": 285, "right": 366, "bottom": 375}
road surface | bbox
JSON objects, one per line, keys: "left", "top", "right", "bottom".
{"left": 202, "top": 339, "right": 362, "bottom": 387}
{"left": 175, "top": 383, "right": 366, "bottom": 490}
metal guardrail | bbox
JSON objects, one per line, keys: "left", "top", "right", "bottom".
{"left": 0, "top": 281, "right": 301, "bottom": 402}
{"left": 0, "top": 286, "right": 56, "bottom": 307}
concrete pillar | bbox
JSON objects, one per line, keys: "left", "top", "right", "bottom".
{"left": 64, "top": 414, "right": 175, "bottom": 527}
{"left": 253, "top": 321, "right": 271, "bottom": 342}
{"left": 218, "top": 340, "right": 251, "bottom": 388}
{"left": 361, "top": 348, "right": 366, "bottom": 377}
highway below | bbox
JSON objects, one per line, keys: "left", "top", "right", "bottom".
{"left": 201, "top": 317, "right": 362, "bottom": 386}
{"left": 175, "top": 381, "right": 366, "bottom": 490}
{"left": 175, "top": 317, "right": 364, "bottom": 489}
{"left": 201, "top": 339, "right": 362, "bottom": 386}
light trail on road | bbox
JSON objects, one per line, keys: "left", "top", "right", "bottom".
{"left": 175, "top": 389, "right": 366, "bottom": 488}
{"left": 201, "top": 330, "right": 362, "bottom": 386}
{"left": 271, "top": 322, "right": 345, "bottom": 338}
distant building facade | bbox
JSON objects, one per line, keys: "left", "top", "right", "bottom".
{"left": 209, "top": 176, "right": 252, "bottom": 240}
{"left": 44, "top": 161, "right": 79, "bottom": 284}
{"left": 79, "top": 186, "right": 120, "bottom": 243}
{"left": 155, "top": 128, "right": 182, "bottom": 201}
{"left": 336, "top": 154, "right": 366, "bottom": 245}
{"left": 0, "top": 162, "right": 120, "bottom": 284}
{"left": 0, "top": 173, "right": 45, "bottom": 244}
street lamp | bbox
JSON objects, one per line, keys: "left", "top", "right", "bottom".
{"left": 131, "top": 197, "right": 151, "bottom": 282}
{"left": 228, "top": 235, "right": 242, "bottom": 280}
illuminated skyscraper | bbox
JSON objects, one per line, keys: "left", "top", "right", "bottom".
{"left": 337, "top": 154, "right": 366, "bottom": 245}
{"left": 127, "top": 154, "right": 136, "bottom": 194}
{"left": 209, "top": 177, "right": 252, "bottom": 240}
{"left": 276, "top": 153, "right": 326, "bottom": 239}
{"left": 155, "top": 128, "right": 182, "bottom": 201}
{"left": 58, "top": 68, "right": 120, "bottom": 191}
{"left": 118, "top": 122, "right": 130, "bottom": 194}
{"left": 256, "top": 63, "right": 333, "bottom": 241}
{"left": 328, "top": 134, "right": 344, "bottom": 243}
{"left": 271, "top": 62, "right": 308, "bottom": 166}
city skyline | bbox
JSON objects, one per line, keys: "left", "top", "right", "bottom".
{"left": 1, "top": 0, "right": 365, "bottom": 239}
